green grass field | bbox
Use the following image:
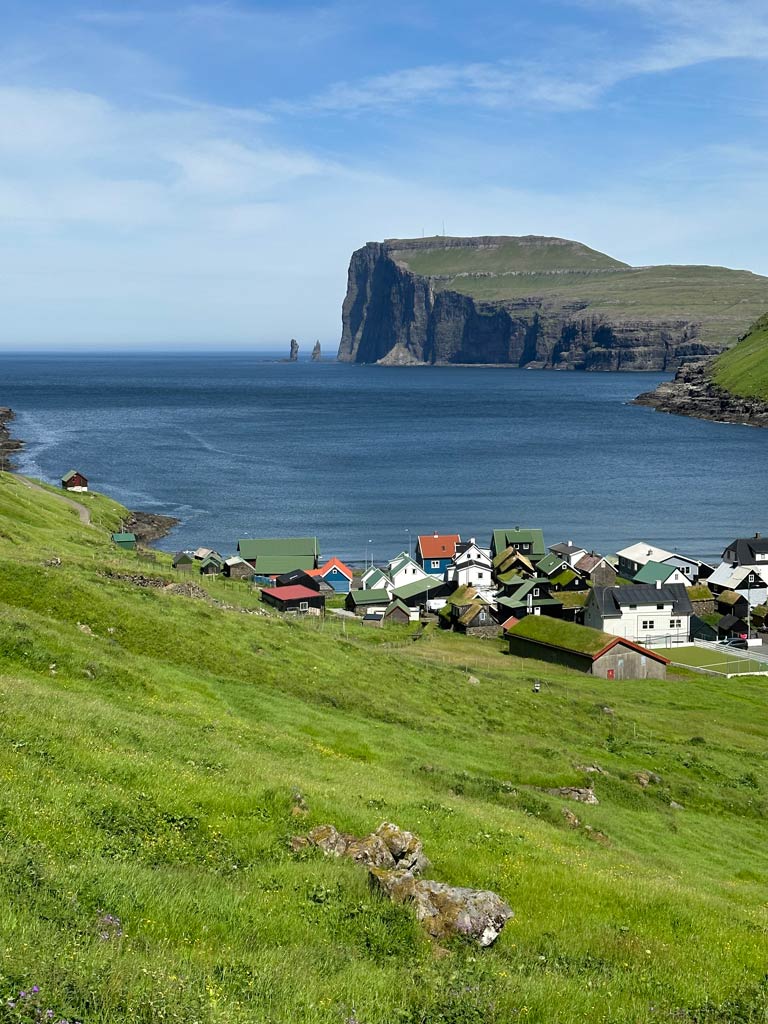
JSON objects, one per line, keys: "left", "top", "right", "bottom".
{"left": 669, "top": 645, "right": 768, "bottom": 676}
{"left": 391, "top": 239, "right": 768, "bottom": 350}
{"left": 713, "top": 312, "right": 768, "bottom": 400}
{"left": 0, "top": 473, "right": 767, "bottom": 1023}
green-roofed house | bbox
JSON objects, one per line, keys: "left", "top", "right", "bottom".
{"left": 506, "top": 616, "right": 669, "bottom": 679}
{"left": 237, "top": 537, "right": 320, "bottom": 576}
{"left": 496, "top": 578, "right": 564, "bottom": 620}
{"left": 548, "top": 568, "right": 589, "bottom": 593}
{"left": 490, "top": 527, "right": 546, "bottom": 563}
{"left": 61, "top": 470, "right": 88, "bottom": 492}
{"left": 633, "top": 560, "right": 690, "bottom": 587}
{"left": 382, "top": 597, "right": 414, "bottom": 625}
{"left": 536, "top": 552, "right": 571, "bottom": 578}
{"left": 392, "top": 575, "right": 451, "bottom": 612}
{"left": 345, "top": 589, "right": 391, "bottom": 615}
{"left": 111, "top": 532, "right": 136, "bottom": 551}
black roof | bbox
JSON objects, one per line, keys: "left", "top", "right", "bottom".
{"left": 722, "top": 535, "right": 768, "bottom": 565}
{"left": 276, "top": 569, "right": 320, "bottom": 591}
{"left": 718, "top": 613, "right": 747, "bottom": 630}
{"left": 550, "top": 542, "right": 584, "bottom": 556}
{"left": 589, "top": 583, "right": 693, "bottom": 618}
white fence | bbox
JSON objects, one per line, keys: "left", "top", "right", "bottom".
{"left": 693, "top": 638, "right": 768, "bottom": 666}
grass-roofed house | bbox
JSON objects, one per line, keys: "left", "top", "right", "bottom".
{"left": 506, "top": 616, "right": 669, "bottom": 679}
{"left": 237, "top": 537, "right": 320, "bottom": 577}
{"left": 490, "top": 527, "right": 546, "bottom": 565}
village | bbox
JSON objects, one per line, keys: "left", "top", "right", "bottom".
{"left": 64, "top": 468, "right": 768, "bottom": 681}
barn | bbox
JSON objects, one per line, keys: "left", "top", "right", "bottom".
{"left": 506, "top": 615, "right": 668, "bottom": 679}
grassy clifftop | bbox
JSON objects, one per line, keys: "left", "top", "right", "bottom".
{"left": 0, "top": 473, "right": 767, "bottom": 1023}
{"left": 713, "top": 312, "right": 768, "bottom": 400}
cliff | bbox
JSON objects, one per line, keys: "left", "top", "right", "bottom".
{"left": 0, "top": 407, "right": 23, "bottom": 468}
{"left": 338, "top": 236, "right": 768, "bottom": 370}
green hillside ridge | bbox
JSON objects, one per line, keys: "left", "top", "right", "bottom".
{"left": 0, "top": 473, "right": 767, "bottom": 1023}
{"left": 713, "top": 312, "right": 768, "bottom": 400}
{"left": 391, "top": 239, "right": 768, "bottom": 350}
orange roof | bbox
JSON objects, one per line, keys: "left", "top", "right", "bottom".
{"left": 418, "top": 533, "right": 461, "bottom": 559}
{"left": 501, "top": 615, "right": 520, "bottom": 632}
{"left": 307, "top": 557, "right": 353, "bottom": 580}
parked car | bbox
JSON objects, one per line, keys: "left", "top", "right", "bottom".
{"left": 718, "top": 636, "right": 748, "bottom": 649}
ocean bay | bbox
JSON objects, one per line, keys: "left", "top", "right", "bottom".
{"left": 4, "top": 352, "right": 766, "bottom": 563}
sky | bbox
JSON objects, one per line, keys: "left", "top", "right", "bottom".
{"left": 1, "top": 0, "right": 767, "bottom": 350}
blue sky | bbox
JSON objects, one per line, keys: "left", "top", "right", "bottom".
{"left": 1, "top": 0, "right": 767, "bottom": 349}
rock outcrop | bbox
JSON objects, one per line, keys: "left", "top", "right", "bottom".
{"left": 292, "top": 821, "right": 512, "bottom": 946}
{"left": 289, "top": 339, "right": 299, "bottom": 361}
{"left": 633, "top": 361, "right": 768, "bottom": 427}
{"left": 338, "top": 236, "right": 767, "bottom": 370}
{"left": 0, "top": 408, "right": 23, "bottom": 469}
{"left": 311, "top": 340, "right": 321, "bottom": 361}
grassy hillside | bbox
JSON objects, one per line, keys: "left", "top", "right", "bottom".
{"left": 390, "top": 238, "right": 768, "bottom": 350}
{"left": 713, "top": 312, "right": 768, "bottom": 400}
{"left": 0, "top": 473, "right": 767, "bottom": 1023}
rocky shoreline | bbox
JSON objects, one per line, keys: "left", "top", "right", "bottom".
{"left": 0, "top": 407, "right": 24, "bottom": 469}
{"left": 121, "top": 510, "right": 181, "bottom": 544}
{"left": 633, "top": 361, "right": 768, "bottom": 428}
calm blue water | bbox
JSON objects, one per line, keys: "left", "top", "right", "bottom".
{"left": 2, "top": 353, "right": 765, "bottom": 563}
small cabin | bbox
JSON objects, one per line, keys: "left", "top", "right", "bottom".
{"left": 62, "top": 470, "right": 88, "bottom": 492}
{"left": 261, "top": 585, "right": 325, "bottom": 615}
{"left": 111, "top": 532, "right": 136, "bottom": 551}
{"left": 172, "top": 551, "right": 196, "bottom": 572}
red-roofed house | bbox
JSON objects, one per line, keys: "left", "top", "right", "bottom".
{"left": 416, "top": 533, "right": 461, "bottom": 576}
{"left": 260, "top": 585, "right": 325, "bottom": 615}
{"left": 307, "top": 557, "right": 354, "bottom": 593}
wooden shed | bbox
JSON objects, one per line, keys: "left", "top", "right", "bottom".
{"left": 62, "top": 470, "right": 88, "bottom": 492}
{"left": 111, "top": 532, "right": 136, "bottom": 551}
{"left": 172, "top": 551, "right": 196, "bottom": 572}
{"left": 261, "top": 585, "right": 325, "bottom": 615}
{"left": 506, "top": 615, "right": 668, "bottom": 679}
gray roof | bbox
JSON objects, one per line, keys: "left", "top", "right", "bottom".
{"left": 549, "top": 542, "right": 584, "bottom": 557}
{"left": 589, "top": 583, "right": 693, "bottom": 618}
{"left": 722, "top": 535, "right": 768, "bottom": 565}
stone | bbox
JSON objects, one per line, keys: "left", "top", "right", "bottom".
{"left": 547, "top": 786, "right": 599, "bottom": 805}
{"left": 289, "top": 338, "right": 299, "bottom": 361}
{"left": 670, "top": 800, "right": 685, "bottom": 810}
{"left": 634, "top": 770, "right": 662, "bottom": 788}
{"left": 305, "top": 824, "right": 354, "bottom": 857}
{"left": 575, "top": 764, "right": 604, "bottom": 775}
{"left": 311, "top": 340, "right": 321, "bottom": 361}
{"left": 369, "top": 869, "right": 513, "bottom": 947}
{"left": 375, "top": 822, "right": 430, "bottom": 873}
{"left": 634, "top": 357, "right": 768, "bottom": 429}
{"left": 467, "top": 674, "right": 480, "bottom": 686}
{"left": 562, "top": 808, "right": 581, "bottom": 828}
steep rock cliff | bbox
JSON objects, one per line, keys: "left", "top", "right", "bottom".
{"left": 338, "top": 237, "right": 768, "bottom": 370}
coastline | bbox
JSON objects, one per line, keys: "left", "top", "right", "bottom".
{"left": 0, "top": 407, "right": 24, "bottom": 469}
{"left": 633, "top": 361, "right": 768, "bottom": 428}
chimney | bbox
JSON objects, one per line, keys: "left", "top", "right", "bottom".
{"left": 434, "top": 531, "right": 438, "bottom": 538}
{"left": 568, "top": 539, "right": 573, "bottom": 546}
{"left": 655, "top": 579, "right": 662, "bottom": 589}
{"left": 755, "top": 532, "right": 762, "bottom": 539}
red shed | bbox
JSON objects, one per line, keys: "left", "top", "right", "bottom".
{"left": 61, "top": 470, "right": 88, "bottom": 492}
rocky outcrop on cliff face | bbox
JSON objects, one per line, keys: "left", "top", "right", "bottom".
{"left": 289, "top": 339, "right": 299, "bottom": 361}
{"left": 337, "top": 237, "right": 760, "bottom": 370}
{"left": 311, "top": 340, "right": 321, "bottom": 361}
{"left": 0, "top": 408, "right": 23, "bottom": 469}
{"left": 633, "top": 362, "right": 768, "bottom": 427}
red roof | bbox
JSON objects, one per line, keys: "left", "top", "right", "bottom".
{"left": 500, "top": 615, "right": 520, "bottom": 631}
{"left": 418, "top": 533, "right": 461, "bottom": 559}
{"left": 593, "top": 637, "right": 670, "bottom": 665}
{"left": 261, "top": 585, "right": 320, "bottom": 601}
{"left": 307, "top": 557, "right": 353, "bottom": 580}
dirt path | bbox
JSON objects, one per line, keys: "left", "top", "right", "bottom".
{"left": 18, "top": 476, "right": 92, "bottom": 526}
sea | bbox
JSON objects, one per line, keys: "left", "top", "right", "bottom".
{"left": 3, "top": 352, "right": 766, "bottom": 564}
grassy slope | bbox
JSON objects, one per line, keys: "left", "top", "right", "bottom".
{"left": 713, "top": 312, "right": 768, "bottom": 399}
{"left": 392, "top": 239, "right": 768, "bottom": 349}
{"left": 0, "top": 473, "right": 767, "bottom": 1023}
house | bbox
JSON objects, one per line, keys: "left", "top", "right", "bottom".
{"left": 345, "top": 589, "right": 391, "bottom": 616}
{"left": 547, "top": 567, "right": 589, "bottom": 593}
{"left": 490, "top": 528, "right": 546, "bottom": 564}
{"left": 493, "top": 546, "right": 536, "bottom": 582}
{"left": 584, "top": 583, "right": 692, "bottom": 645}
{"left": 360, "top": 566, "right": 393, "bottom": 593}
{"left": 439, "top": 586, "right": 497, "bottom": 635}
{"left": 721, "top": 533, "right": 768, "bottom": 566}
{"left": 237, "top": 537, "right": 320, "bottom": 575}
{"left": 223, "top": 556, "right": 255, "bottom": 580}
{"left": 308, "top": 557, "right": 354, "bottom": 594}
{"left": 716, "top": 590, "right": 749, "bottom": 620}
{"left": 388, "top": 552, "right": 430, "bottom": 590}
{"left": 276, "top": 568, "right": 321, "bottom": 591}
{"left": 261, "top": 585, "right": 325, "bottom": 615}
{"left": 172, "top": 551, "right": 196, "bottom": 572}
{"left": 446, "top": 541, "right": 494, "bottom": 596}
{"left": 193, "top": 547, "right": 216, "bottom": 561}
{"left": 416, "top": 533, "right": 461, "bottom": 576}
{"left": 536, "top": 552, "right": 572, "bottom": 578}
{"left": 662, "top": 553, "right": 714, "bottom": 583}
{"left": 496, "top": 578, "right": 564, "bottom": 620}
{"left": 392, "top": 576, "right": 451, "bottom": 612}
{"left": 706, "top": 562, "right": 768, "bottom": 602}
{"left": 548, "top": 541, "right": 587, "bottom": 568}
{"left": 199, "top": 552, "right": 224, "bottom": 575}
{"left": 615, "top": 542, "right": 676, "bottom": 580}
{"left": 382, "top": 597, "right": 414, "bottom": 625}
{"left": 633, "top": 560, "right": 690, "bottom": 588}
{"left": 573, "top": 552, "right": 617, "bottom": 587}
{"left": 717, "top": 613, "right": 749, "bottom": 640}
{"left": 111, "top": 532, "right": 136, "bottom": 551}
{"left": 61, "top": 470, "right": 88, "bottom": 492}
{"left": 506, "top": 616, "right": 669, "bottom": 679}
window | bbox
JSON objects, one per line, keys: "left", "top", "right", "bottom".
{"left": 533, "top": 588, "right": 540, "bottom": 596}
{"left": 431, "top": 560, "right": 440, "bottom": 568}
{"left": 642, "top": 620, "right": 655, "bottom": 630}
{"left": 656, "top": 604, "right": 664, "bottom": 610}
{"left": 629, "top": 603, "right": 637, "bottom": 609}
{"left": 299, "top": 601, "right": 308, "bottom": 612}
{"left": 670, "top": 618, "right": 682, "bottom": 629}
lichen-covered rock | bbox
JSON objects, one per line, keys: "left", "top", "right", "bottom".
{"left": 306, "top": 824, "right": 354, "bottom": 857}
{"left": 375, "top": 822, "right": 430, "bottom": 873}
{"left": 369, "top": 869, "right": 513, "bottom": 947}
{"left": 344, "top": 834, "right": 396, "bottom": 870}
{"left": 547, "top": 786, "right": 599, "bottom": 805}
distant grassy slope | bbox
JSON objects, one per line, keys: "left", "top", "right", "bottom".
{"left": 713, "top": 312, "right": 768, "bottom": 399}
{"left": 0, "top": 473, "right": 767, "bottom": 1023}
{"left": 390, "top": 237, "right": 768, "bottom": 349}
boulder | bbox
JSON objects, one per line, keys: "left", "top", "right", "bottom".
{"left": 375, "top": 822, "right": 430, "bottom": 873}
{"left": 547, "top": 786, "right": 599, "bottom": 805}
{"left": 369, "top": 869, "right": 513, "bottom": 947}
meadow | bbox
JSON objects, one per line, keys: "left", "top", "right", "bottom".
{"left": 714, "top": 313, "right": 768, "bottom": 400}
{"left": 0, "top": 472, "right": 766, "bottom": 1023}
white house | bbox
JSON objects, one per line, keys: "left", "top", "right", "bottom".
{"left": 615, "top": 542, "right": 676, "bottom": 579}
{"left": 707, "top": 562, "right": 768, "bottom": 604}
{"left": 361, "top": 566, "right": 394, "bottom": 594}
{"left": 388, "top": 552, "right": 430, "bottom": 590}
{"left": 721, "top": 533, "right": 768, "bottom": 566}
{"left": 548, "top": 541, "right": 588, "bottom": 568}
{"left": 584, "top": 582, "right": 693, "bottom": 646}
{"left": 661, "top": 553, "right": 713, "bottom": 583}
{"left": 446, "top": 540, "right": 495, "bottom": 598}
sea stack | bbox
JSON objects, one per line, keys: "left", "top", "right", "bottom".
{"left": 312, "top": 340, "right": 321, "bottom": 361}
{"left": 289, "top": 339, "right": 299, "bottom": 361}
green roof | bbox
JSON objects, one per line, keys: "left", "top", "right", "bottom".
{"left": 348, "top": 589, "right": 390, "bottom": 606}
{"left": 62, "top": 470, "right": 82, "bottom": 483}
{"left": 492, "top": 528, "right": 545, "bottom": 559}
{"left": 497, "top": 571, "right": 529, "bottom": 586}
{"left": 537, "top": 552, "right": 568, "bottom": 576}
{"left": 393, "top": 577, "right": 445, "bottom": 601}
{"left": 362, "top": 568, "right": 392, "bottom": 590}
{"left": 111, "top": 532, "right": 136, "bottom": 543}
{"left": 237, "top": 537, "right": 319, "bottom": 563}
{"left": 506, "top": 616, "right": 617, "bottom": 656}
{"left": 688, "top": 584, "right": 713, "bottom": 601}
{"left": 505, "top": 578, "right": 550, "bottom": 603}
{"left": 550, "top": 569, "right": 578, "bottom": 587}
{"left": 718, "top": 589, "right": 744, "bottom": 606}
{"left": 249, "top": 555, "right": 316, "bottom": 575}
{"left": 633, "top": 560, "right": 676, "bottom": 585}
{"left": 558, "top": 590, "right": 589, "bottom": 608}
{"left": 497, "top": 596, "right": 563, "bottom": 611}
{"left": 443, "top": 584, "right": 477, "bottom": 607}
{"left": 457, "top": 601, "right": 492, "bottom": 627}
{"left": 384, "top": 597, "right": 412, "bottom": 617}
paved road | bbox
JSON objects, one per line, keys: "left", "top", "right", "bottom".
{"left": 18, "top": 476, "right": 92, "bottom": 526}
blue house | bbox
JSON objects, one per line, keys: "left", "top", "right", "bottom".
{"left": 309, "top": 557, "right": 354, "bottom": 594}
{"left": 416, "top": 533, "right": 461, "bottom": 576}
